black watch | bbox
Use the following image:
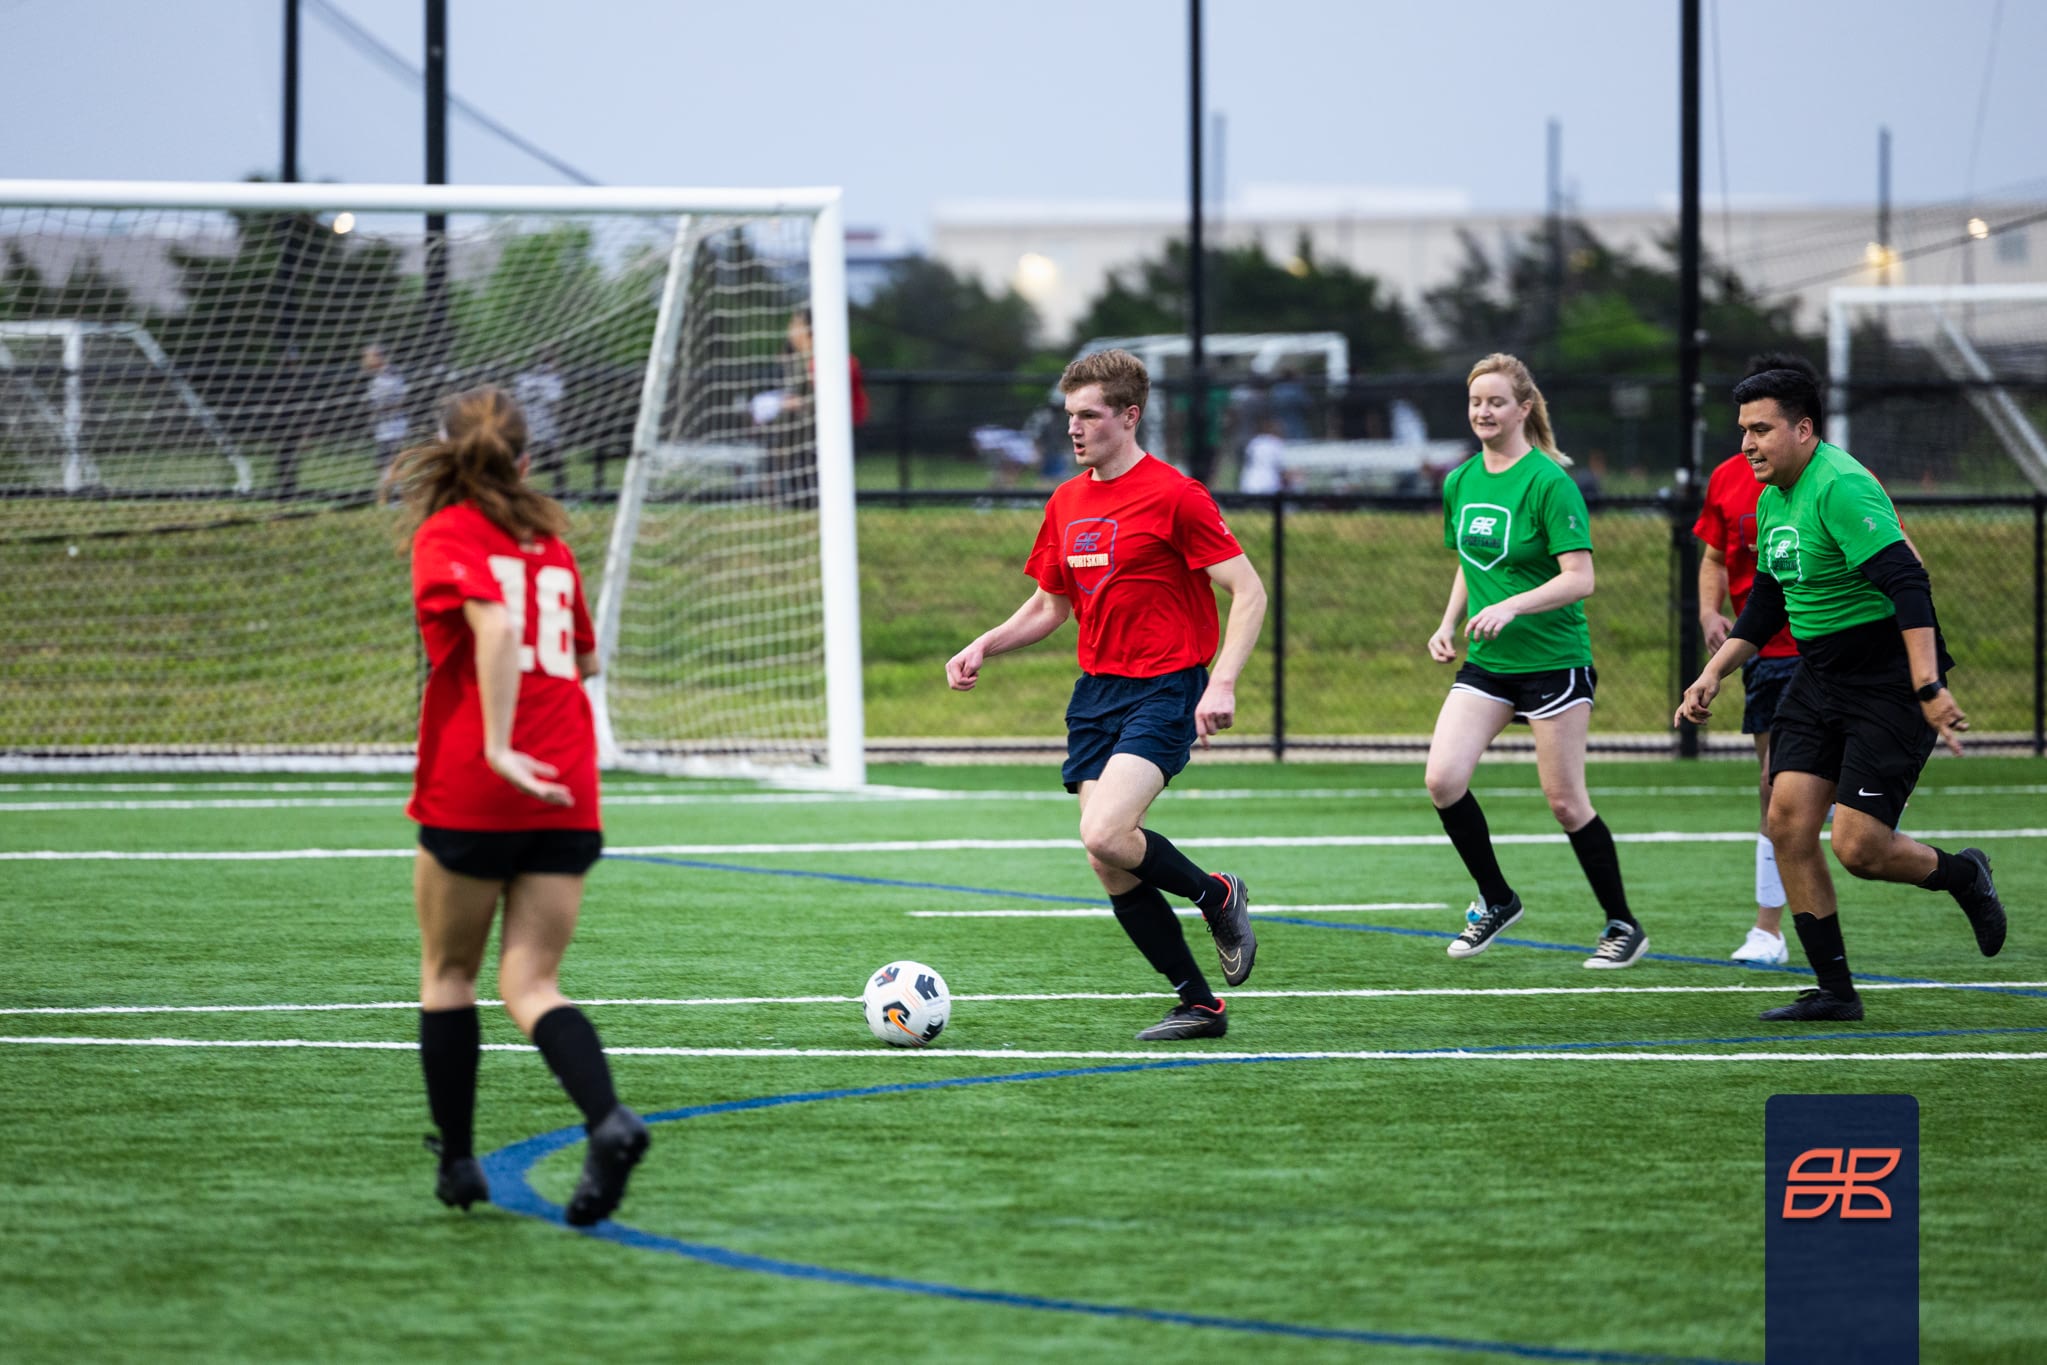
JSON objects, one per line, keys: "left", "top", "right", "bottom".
{"left": 1916, "top": 681, "right": 1943, "bottom": 703}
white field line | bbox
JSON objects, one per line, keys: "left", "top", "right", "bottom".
{"left": 910, "top": 901, "right": 1449, "bottom": 918}
{"left": 0, "top": 1035, "right": 2040, "bottom": 1062}
{"left": 7, "top": 981, "right": 2043, "bottom": 1017}
{"left": 8, "top": 828, "right": 2045, "bottom": 860}
{"left": 6, "top": 781, "right": 2045, "bottom": 812}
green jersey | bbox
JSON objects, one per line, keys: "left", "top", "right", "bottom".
{"left": 1754, "top": 442, "right": 1905, "bottom": 638}
{"left": 1442, "top": 449, "right": 1594, "bottom": 671}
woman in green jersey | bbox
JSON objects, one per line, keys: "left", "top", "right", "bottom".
{"left": 1424, "top": 353, "right": 1648, "bottom": 968}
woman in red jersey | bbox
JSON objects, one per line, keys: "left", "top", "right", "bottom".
{"left": 394, "top": 385, "right": 646, "bottom": 1224}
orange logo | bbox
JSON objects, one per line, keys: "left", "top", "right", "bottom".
{"left": 1782, "top": 1147, "right": 1901, "bottom": 1219}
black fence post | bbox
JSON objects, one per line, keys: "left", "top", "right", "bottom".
{"left": 2035, "top": 492, "right": 2044, "bottom": 757}
{"left": 895, "top": 378, "right": 915, "bottom": 504}
{"left": 1271, "top": 491, "right": 1286, "bottom": 761}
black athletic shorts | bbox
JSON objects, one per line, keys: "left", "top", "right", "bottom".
{"left": 1740, "top": 655, "right": 1802, "bottom": 736}
{"left": 1451, "top": 662, "right": 1597, "bottom": 723}
{"left": 418, "top": 826, "right": 605, "bottom": 881}
{"left": 1767, "top": 663, "right": 1936, "bottom": 829}
{"left": 1062, "top": 666, "right": 1206, "bottom": 793}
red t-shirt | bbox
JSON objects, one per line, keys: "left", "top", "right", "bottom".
{"left": 406, "top": 502, "right": 602, "bottom": 831}
{"left": 1694, "top": 453, "right": 1797, "bottom": 659}
{"left": 1025, "top": 454, "right": 1243, "bottom": 677}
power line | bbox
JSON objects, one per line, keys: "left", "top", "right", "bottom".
{"left": 303, "top": 0, "right": 601, "bottom": 187}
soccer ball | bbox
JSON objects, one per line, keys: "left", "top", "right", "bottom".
{"left": 861, "top": 960, "right": 951, "bottom": 1047}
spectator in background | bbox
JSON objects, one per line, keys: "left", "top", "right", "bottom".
{"left": 1270, "top": 367, "right": 1312, "bottom": 439}
{"left": 1238, "top": 416, "right": 1287, "bottom": 496}
{"left": 513, "top": 347, "right": 568, "bottom": 497}
{"left": 363, "top": 342, "right": 409, "bottom": 495}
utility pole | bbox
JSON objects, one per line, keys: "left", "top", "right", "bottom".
{"left": 1676, "top": 0, "right": 1704, "bottom": 758}
{"left": 1186, "top": 0, "right": 1211, "bottom": 482}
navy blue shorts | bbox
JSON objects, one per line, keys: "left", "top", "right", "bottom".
{"left": 1061, "top": 666, "right": 1207, "bottom": 793}
{"left": 419, "top": 826, "right": 604, "bottom": 881}
{"left": 1740, "top": 655, "right": 1802, "bottom": 736}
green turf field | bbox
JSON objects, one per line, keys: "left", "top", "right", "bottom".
{"left": 3, "top": 759, "right": 2043, "bottom": 1362}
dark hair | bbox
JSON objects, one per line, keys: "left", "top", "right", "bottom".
{"left": 391, "top": 385, "right": 568, "bottom": 542}
{"left": 1731, "top": 362, "right": 1823, "bottom": 432}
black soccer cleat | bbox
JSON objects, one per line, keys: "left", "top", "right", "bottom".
{"left": 1201, "top": 873, "right": 1257, "bottom": 986}
{"left": 1758, "top": 988, "right": 1866, "bottom": 1022}
{"left": 1953, "top": 848, "right": 2007, "bottom": 958}
{"left": 425, "top": 1134, "right": 489, "bottom": 1212}
{"left": 1447, "top": 894, "right": 1522, "bottom": 959}
{"left": 564, "top": 1105, "right": 650, "bottom": 1227}
{"left": 1135, "top": 999, "right": 1228, "bottom": 1041}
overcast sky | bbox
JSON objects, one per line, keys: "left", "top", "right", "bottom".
{"left": 3, "top": 0, "right": 2043, "bottom": 242}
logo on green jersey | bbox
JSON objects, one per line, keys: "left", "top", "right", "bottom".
{"left": 1763, "top": 526, "right": 1803, "bottom": 583}
{"left": 1457, "top": 503, "right": 1513, "bottom": 572}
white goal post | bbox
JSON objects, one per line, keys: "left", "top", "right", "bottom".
{"left": 1828, "top": 283, "right": 2047, "bottom": 494}
{"left": 0, "top": 179, "right": 865, "bottom": 785}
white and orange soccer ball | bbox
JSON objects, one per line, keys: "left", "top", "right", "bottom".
{"left": 861, "top": 960, "right": 951, "bottom": 1047}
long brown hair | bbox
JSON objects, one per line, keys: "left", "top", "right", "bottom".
{"left": 1467, "top": 352, "right": 1572, "bottom": 467}
{"left": 391, "top": 384, "right": 568, "bottom": 541}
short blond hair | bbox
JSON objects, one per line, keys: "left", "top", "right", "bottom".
{"left": 1060, "top": 348, "right": 1149, "bottom": 416}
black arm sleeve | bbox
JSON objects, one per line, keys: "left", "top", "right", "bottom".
{"left": 1856, "top": 540, "right": 1936, "bottom": 632}
{"left": 1730, "top": 571, "right": 1789, "bottom": 647}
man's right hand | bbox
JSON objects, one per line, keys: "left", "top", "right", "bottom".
{"left": 1701, "top": 611, "right": 1732, "bottom": 653}
{"left": 945, "top": 643, "right": 985, "bottom": 691}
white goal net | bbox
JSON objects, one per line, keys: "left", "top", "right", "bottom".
{"left": 0, "top": 180, "right": 863, "bottom": 783}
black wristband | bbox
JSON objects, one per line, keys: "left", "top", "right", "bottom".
{"left": 1916, "top": 681, "right": 1943, "bottom": 703}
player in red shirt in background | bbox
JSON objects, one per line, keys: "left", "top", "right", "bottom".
{"left": 395, "top": 385, "right": 647, "bottom": 1224}
{"left": 947, "top": 350, "right": 1268, "bottom": 1041}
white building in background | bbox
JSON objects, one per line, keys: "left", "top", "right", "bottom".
{"left": 930, "top": 183, "right": 2047, "bottom": 348}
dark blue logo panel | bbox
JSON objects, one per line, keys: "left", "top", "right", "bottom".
{"left": 1765, "top": 1094, "right": 1918, "bottom": 1364}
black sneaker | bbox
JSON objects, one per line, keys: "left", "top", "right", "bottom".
{"left": 425, "top": 1134, "right": 489, "bottom": 1211}
{"left": 1758, "top": 988, "right": 1866, "bottom": 1022}
{"left": 1135, "top": 999, "right": 1227, "bottom": 1041}
{"left": 564, "top": 1105, "right": 650, "bottom": 1227}
{"left": 1446, "top": 894, "right": 1522, "bottom": 959}
{"left": 1583, "top": 919, "right": 1649, "bottom": 970}
{"left": 1953, "top": 848, "right": 2007, "bottom": 958}
{"left": 1201, "top": 873, "right": 1256, "bottom": 986}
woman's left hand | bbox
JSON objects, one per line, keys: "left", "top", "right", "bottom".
{"left": 1464, "top": 604, "right": 1518, "bottom": 640}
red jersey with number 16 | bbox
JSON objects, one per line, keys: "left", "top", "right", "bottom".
{"left": 1694, "top": 453, "right": 1797, "bottom": 659}
{"left": 1025, "top": 454, "right": 1243, "bottom": 677}
{"left": 407, "top": 501, "right": 601, "bottom": 831}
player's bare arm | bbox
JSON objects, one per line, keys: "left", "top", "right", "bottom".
{"left": 946, "top": 588, "right": 1072, "bottom": 691}
{"left": 1466, "top": 550, "right": 1593, "bottom": 641}
{"left": 1675, "top": 634, "right": 1762, "bottom": 727}
{"left": 463, "top": 598, "right": 572, "bottom": 806}
{"left": 1698, "top": 543, "right": 1733, "bottom": 652}
{"left": 1428, "top": 566, "right": 1468, "bottom": 663}
{"left": 1903, "top": 623, "right": 1968, "bottom": 755}
{"left": 1194, "top": 553, "right": 1267, "bottom": 744}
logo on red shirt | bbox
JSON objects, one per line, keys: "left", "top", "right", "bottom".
{"left": 1064, "top": 517, "right": 1118, "bottom": 592}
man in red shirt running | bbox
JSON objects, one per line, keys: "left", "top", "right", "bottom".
{"left": 947, "top": 349, "right": 1268, "bottom": 1041}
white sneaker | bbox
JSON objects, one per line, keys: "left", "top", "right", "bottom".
{"left": 1732, "top": 926, "right": 1789, "bottom": 966}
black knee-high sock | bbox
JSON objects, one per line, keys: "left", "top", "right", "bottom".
{"left": 1565, "top": 814, "right": 1636, "bottom": 928}
{"left": 531, "top": 1005, "right": 620, "bottom": 1128}
{"left": 1133, "top": 829, "right": 1227, "bottom": 910}
{"left": 1791, "top": 912, "right": 1857, "bottom": 999}
{"left": 1109, "top": 886, "right": 1218, "bottom": 1007}
{"left": 1916, "top": 847, "right": 1978, "bottom": 894}
{"left": 420, "top": 1005, "right": 480, "bottom": 1162}
{"left": 1434, "top": 791, "right": 1514, "bottom": 907}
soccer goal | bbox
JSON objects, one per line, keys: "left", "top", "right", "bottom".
{"left": 0, "top": 179, "right": 864, "bottom": 784}
{"left": 1827, "top": 283, "right": 2047, "bottom": 493}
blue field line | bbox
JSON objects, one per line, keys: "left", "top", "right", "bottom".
{"left": 609, "top": 853, "right": 1102, "bottom": 904}
{"left": 1256, "top": 916, "right": 2047, "bottom": 998}
{"left": 481, "top": 1060, "right": 1752, "bottom": 1365}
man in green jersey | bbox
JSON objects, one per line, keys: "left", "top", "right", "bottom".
{"left": 1676, "top": 366, "right": 2006, "bottom": 1021}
